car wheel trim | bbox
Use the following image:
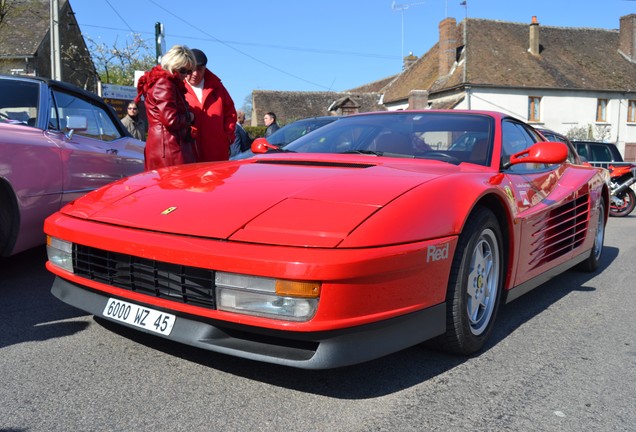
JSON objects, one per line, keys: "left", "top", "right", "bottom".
{"left": 466, "top": 228, "right": 500, "bottom": 336}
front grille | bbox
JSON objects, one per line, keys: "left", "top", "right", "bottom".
{"left": 74, "top": 244, "right": 216, "bottom": 309}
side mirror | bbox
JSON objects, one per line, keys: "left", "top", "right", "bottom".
{"left": 251, "top": 137, "right": 280, "bottom": 154}
{"left": 65, "top": 115, "right": 88, "bottom": 131}
{"left": 509, "top": 142, "right": 568, "bottom": 165}
{"left": 64, "top": 115, "right": 88, "bottom": 140}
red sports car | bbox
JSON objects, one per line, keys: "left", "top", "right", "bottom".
{"left": 45, "top": 110, "right": 609, "bottom": 369}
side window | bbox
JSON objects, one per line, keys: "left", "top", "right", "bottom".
{"left": 575, "top": 144, "right": 588, "bottom": 160}
{"left": 51, "top": 89, "right": 122, "bottom": 141}
{"left": 589, "top": 144, "right": 612, "bottom": 162}
{"left": 0, "top": 79, "right": 39, "bottom": 126}
{"left": 502, "top": 121, "right": 543, "bottom": 171}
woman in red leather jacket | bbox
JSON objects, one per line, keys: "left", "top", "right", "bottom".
{"left": 135, "top": 45, "right": 197, "bottom": 170}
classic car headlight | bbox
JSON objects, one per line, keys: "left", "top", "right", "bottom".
{"left": 215, "top": 272, "right": 320, "bottom": 321}
{"left": 47, "top": 236, "right": 74, "bottom": 273}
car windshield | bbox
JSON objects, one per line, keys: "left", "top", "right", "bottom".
{"left": 266, "top": 117, "right": 339, "bottom": 147}
{"left": 283, "top": 112, "right": 495, "bottom": 165}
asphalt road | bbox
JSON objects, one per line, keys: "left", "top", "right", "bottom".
{"left": 1, "top": 216, "right": 635, "bottom": 432}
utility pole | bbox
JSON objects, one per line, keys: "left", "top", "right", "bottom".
{"left": 49, "top": 0, "right": 62, "bottom": 80}
{"left": 155, "top": 22, "right": 165, "bottom": 64}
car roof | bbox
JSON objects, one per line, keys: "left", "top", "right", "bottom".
{"left": 0, "top": 74, "right": 107, "bottom": 105}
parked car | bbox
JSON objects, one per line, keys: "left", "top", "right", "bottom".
{"left": 572, "top": 140, "right": 626, "bottom": 168}
{"left": 45, "top": 110, "right": 608, "bottom": 369}
{"left": 231, "top": 115, "right": 341, "bottom": 160}
{"left": 0, "top": 74, "right": 145, "bottom": 257}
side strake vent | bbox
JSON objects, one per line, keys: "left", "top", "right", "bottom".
{"left": 255, "top": 159, "right": 374, "bottom": 169}
{"left": 529, "top": 194, "right": 590, "bottom": 268}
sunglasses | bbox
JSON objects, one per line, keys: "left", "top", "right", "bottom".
{"left": 178, "top": 68, "right": 193, "bottom": 75}
{"left": 128, "top": 107, "right": 138, "bottom": 110}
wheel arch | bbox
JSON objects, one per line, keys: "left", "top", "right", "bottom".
{"left": 466, "top": 193, "right": 513, "bottom": 292}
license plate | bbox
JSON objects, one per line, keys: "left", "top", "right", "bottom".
{"left": 103, "top": 298, "right": 175, "bottom": 336}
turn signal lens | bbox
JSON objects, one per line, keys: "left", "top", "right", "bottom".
{"left": 275, "top": 280, "right": 320, "bottom": 298}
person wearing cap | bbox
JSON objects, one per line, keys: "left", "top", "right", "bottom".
{"left": 184, "top": 48, "right": 237, "bottom": 162}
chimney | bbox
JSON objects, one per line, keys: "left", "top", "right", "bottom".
{"left": 408, "top": 90, "right": 429, "bottom": 110}
{"left": 438, "top": 17, "right": 457, "bottom": 76}
{"left": 619, "top": 14, "right": 636, "bottom": 62}
{"left": 529, "top": 16, "right": 540, "bottom": 55}
{"left": 403, "top": 52, "right": 418, "bottom": 70}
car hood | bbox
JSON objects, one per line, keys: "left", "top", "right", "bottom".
{"left": 62, "top": 156, "right": 460, "bottom": 247}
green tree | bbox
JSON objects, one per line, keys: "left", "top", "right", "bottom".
{"left": 87, "top": 33, "right": 155, "bottom": 86}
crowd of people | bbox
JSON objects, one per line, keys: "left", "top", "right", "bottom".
{"left": 128, "top": 44, "right": 273, "bottom": 170}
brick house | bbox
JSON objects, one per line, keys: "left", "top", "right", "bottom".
{"left": 0, "top": 0, "right": 98, "bottom": 92}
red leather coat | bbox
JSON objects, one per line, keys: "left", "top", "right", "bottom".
{"left": 184, "top": 69, "right": 237, "bottom": 162}
{"left": 136, "top": 66, "right": 195, "bottom": 170}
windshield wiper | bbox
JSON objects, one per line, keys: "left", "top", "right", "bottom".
{"left": 340, "top": 149, "right": 382, "bottom": 156}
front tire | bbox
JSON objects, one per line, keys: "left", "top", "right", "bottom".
{"left": 439, "top": 207, "right": 503, "bottom": 355}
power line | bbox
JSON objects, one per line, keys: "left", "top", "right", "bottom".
{"left": 80, "top": 23, "right": 399, "bottom": 60}
{"left": 102, "top": 0, "right": 135, "bottom": 33}
{"left": 145, "top": 0, "right": 350, "bottom": 91}
{"left": 80, "top": 23, "right": 400, "bottom": 60}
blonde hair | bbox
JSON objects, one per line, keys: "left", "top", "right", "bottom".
{"left": 161, "top": 45, "right": 195, "bottom": 74}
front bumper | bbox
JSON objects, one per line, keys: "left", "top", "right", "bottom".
{"left": 52, "top": 276, "right": 446, "bottom": 369}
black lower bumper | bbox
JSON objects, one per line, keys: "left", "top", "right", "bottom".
{"left": 52, "top": 277, "right": 446, "bottom": 369}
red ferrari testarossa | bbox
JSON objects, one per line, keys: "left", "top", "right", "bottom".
{"left": 45, "top": 110, "right": 609, "bottom": 369}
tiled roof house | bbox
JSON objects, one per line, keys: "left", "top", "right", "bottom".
{"left": 377, "top": 15, "right": 636, "bottom": 155}
{"left": 0, "top": 0, "right": 98, "bottom": 92}
{"left": 251, "top": 90, "right": 384, "bottom": 127}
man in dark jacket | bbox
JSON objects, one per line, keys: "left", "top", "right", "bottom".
{"left": 230, "top": 110, "right": 251, "bottom": 157}
{"left": 264, "top": 112, "right": 280, "bottom": 137}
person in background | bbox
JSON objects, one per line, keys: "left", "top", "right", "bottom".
{"left": 135, "top": 45, "right": 196, "bottom": 170}
{"left": 121, "top": 101, "right": 146, "bottom": 140}
{"left": 184, "top": 48, "right": 237, "bottom": 162}
{"left": 230, "top": 110, "right": 251, "bottom": 157}
{"left": 264, "top": 112, "right": 280, "bottom": 137}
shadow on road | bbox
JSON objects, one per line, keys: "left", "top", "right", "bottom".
{"left": 93, "top": 245, "right": 619, "bottom": 399}
{"left": 0, "top": 246, "right": 89, "bottom": 350}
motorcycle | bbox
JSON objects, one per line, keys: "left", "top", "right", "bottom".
{"left": 608, "top": 164, "right": 636, "bottom": 217}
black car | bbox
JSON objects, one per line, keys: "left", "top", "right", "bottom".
{"left": 572, "top": 140, "right": 625, "bottom": 168}
{"left": 231, "top": 116, "right": 342, "bottom": 160}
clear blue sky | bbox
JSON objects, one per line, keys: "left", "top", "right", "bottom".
{"left": 71, "top": 0, "right": 635, "bottom": 111}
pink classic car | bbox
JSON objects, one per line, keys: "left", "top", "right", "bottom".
{"left": 0, "top": 75, "right": 145, "bottom": 257}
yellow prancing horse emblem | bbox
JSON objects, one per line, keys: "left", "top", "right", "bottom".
{"left": 161, "top": 206, "right": 177, "bottom": 215}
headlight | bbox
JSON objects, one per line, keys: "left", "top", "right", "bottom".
{"left": 215, "top": 272, "right": 320, "bottom": 321}
{"left": 46, "top": 236, "right": 74, "bottom": 273}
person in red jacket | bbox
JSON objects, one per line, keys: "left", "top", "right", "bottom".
{"left": 184, "top": 49, "right": 237, "bottom": 162}
{"left": 136, "top": 45, "right": 196, "bottom": 170}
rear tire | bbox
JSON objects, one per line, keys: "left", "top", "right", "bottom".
{"left": 578, "top": 200, "right": 605, "bottom": 272}
{"left": 438, "top": 207, "right": 503, "bottom": 355}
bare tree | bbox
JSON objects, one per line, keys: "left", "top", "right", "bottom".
{"left": 87, "top": 33, "right": 155, "bottom": 86}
